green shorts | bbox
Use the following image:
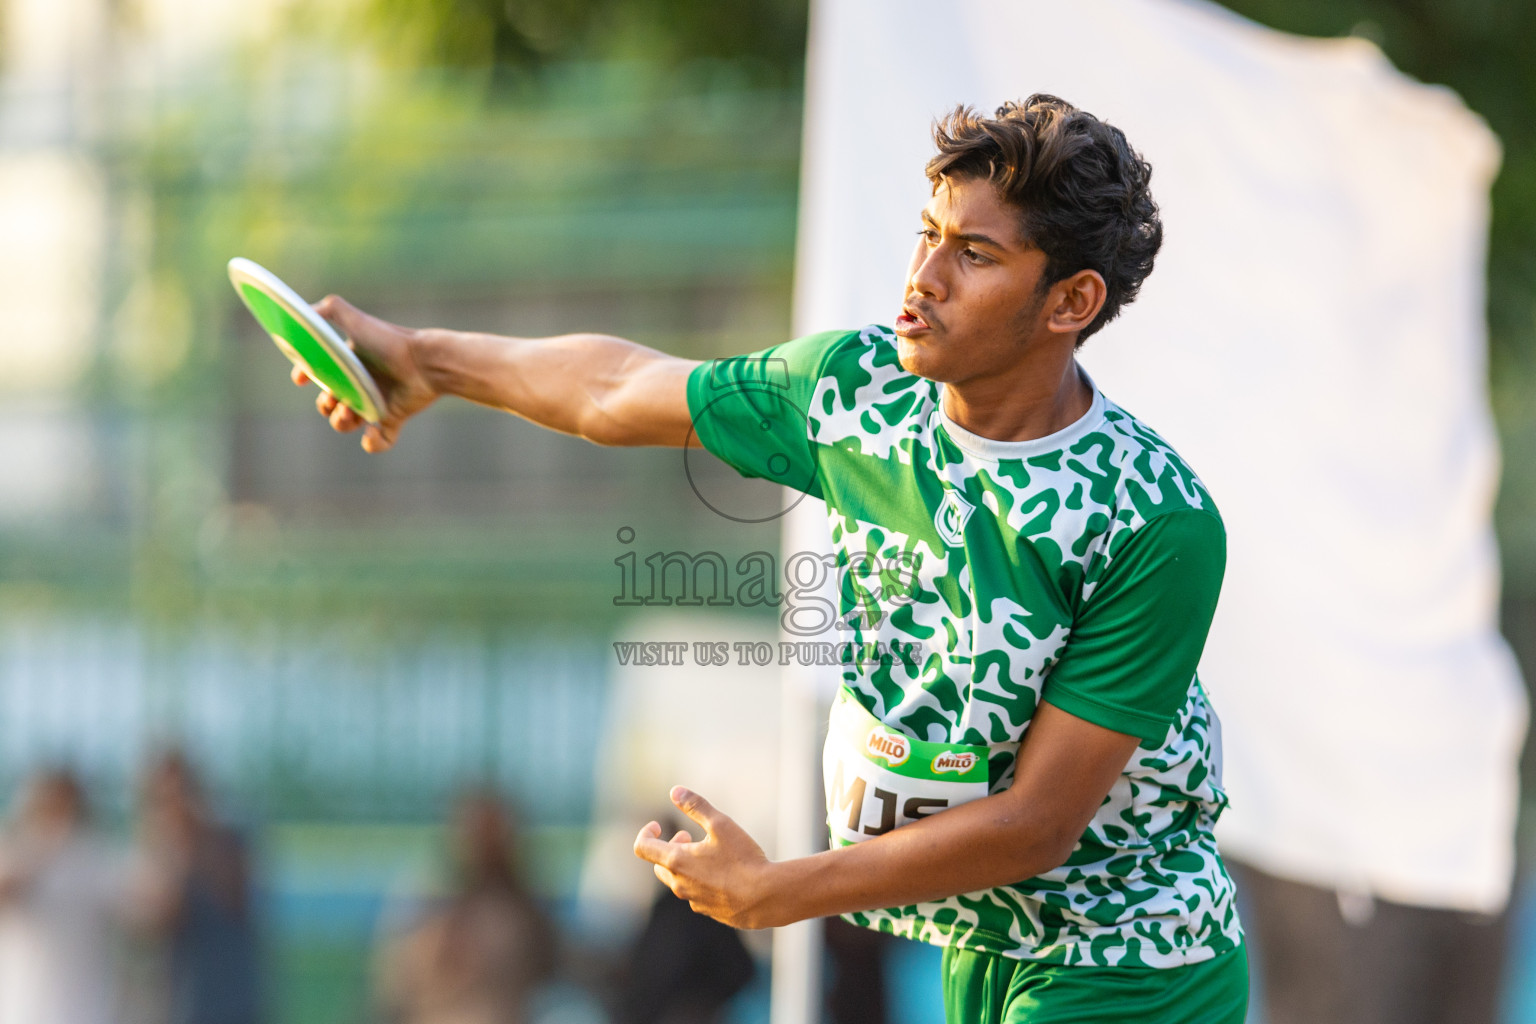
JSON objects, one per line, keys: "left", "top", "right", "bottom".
{"left": 941, "top": 943, "right": 1249, "bottom": 1024}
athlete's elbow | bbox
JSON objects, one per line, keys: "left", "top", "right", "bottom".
{"left": 1040, "top": 829, "right": 1082, "bottom": 873}
{"left": 574, "top": 414, "right": 620, "bottom": 446}
{"left": 572, "top": 401, "right": 632, "bottom": 447}
{"left": 575, "top": 384, "right": 661, "bottom": 446}
{"left": 1002, "top": 814, "right": 1082, "bottom": 879}
{"left": 578, "top": 402, "right": 692, "bottom": 448}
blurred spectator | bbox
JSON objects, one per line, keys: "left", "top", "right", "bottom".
{"left": 1230, "top": 862, "right": 1507, "bottom": 1024}
{"left": 0, "top": 769, "right": 131, "bottom": 1024}
{"left": 134, "top": 750, "right": 263, "bottom": 1024}
{"left": 823, "top": 917, "right": 892, "bottom": 1024}
{"left": 376, "top": 788, "right": 555, "bottom": 1024}
{"left": 611, "top": 816, "right": 756, "bottom": 1024}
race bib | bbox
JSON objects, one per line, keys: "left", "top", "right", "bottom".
{"left": 823, "top": 686, "right": 989, "bottom": 846}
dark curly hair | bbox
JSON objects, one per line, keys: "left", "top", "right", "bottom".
{"left": 925, "top": 95, "right": 1162, "bottom": 343}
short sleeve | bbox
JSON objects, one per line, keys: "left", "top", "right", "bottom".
{"left": 1041, "top": 510, "right": 1226, "bottom": 745}
{"left": 686, "top": 329, "right": 852, "bottom": 499}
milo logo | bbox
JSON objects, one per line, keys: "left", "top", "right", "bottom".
{"left": 864, "top": 726, "right": 910, "bottom": 767}
{"left": 931, "top": 751, "right": 978, "bottom": 775}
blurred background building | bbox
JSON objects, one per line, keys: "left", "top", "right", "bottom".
{"left": 0, "top": 0, "right": 1534, "bottom": 1022}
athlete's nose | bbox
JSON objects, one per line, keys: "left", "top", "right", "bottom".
{"left": 908, "top": 241, "right": 947, "bottom": 303}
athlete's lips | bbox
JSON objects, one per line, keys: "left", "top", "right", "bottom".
{"left": 895, "top": 305, "right": 934, "bottom": 335}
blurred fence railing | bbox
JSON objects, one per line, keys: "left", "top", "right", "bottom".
{"left": 0, "top": 617, "right": 611, "bottom": 826}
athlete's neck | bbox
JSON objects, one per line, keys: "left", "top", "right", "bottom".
{"left": 941, "top": 357, "right": 1094, "bottom": 443}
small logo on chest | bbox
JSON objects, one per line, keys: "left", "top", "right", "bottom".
{"left": 865, "top": 726, "right": 910, "bottom": 767}
{"left": 935, "top": 489, "right": 975, "bottom": 547}
{"left": 931, "top": 751, "right": 978, "bottom": 774}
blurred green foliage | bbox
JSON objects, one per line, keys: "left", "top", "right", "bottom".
{"left": 353, "top": 0, "right": 808, "bottom": 85}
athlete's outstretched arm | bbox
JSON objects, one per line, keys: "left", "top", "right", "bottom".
{"left": 297, "top": 295, "right": 702, "bottom": 453}
{"left": 632, "top": 701, "right": 1141, "bottom": 930}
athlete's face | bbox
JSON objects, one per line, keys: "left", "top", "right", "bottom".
{"left": 894, "top": 177, "right": 1052, "bottom": 383}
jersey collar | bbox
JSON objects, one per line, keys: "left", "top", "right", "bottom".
{"left": 935, "top": 377, "right": 1106, "bottom": 461}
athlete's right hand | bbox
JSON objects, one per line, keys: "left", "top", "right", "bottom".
{"left": 294, "top": 295, "right": 439, "bottom": 453}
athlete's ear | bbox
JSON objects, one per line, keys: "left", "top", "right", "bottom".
{"left": 1045, "top": 270, "right": 1107, "bottom": 336}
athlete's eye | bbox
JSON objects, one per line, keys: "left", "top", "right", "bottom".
{"left": 961, "top": 247, "right": 990, "bottom": 266}
{"left": 918, "top": 228, "right": 939, "bottom": 245}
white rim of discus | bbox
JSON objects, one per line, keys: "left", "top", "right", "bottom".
{"left": 227, "top": 256, "right": 387, "bottom": 425}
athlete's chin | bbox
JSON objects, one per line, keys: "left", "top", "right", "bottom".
{"left": 895, "top": 334, "right": 954, "bottom": 382}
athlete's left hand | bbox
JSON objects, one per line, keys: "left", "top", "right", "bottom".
{"left": 633, "top": 785, "right": 780, "bottom": 930}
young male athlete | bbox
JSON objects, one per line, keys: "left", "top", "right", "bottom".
{"left": 299, "top": 96, "right": 1247, "bottom": 1022}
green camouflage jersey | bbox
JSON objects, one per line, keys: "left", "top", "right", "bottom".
{"left": 687, "top": 325, "right": 1242, "bottom": 969}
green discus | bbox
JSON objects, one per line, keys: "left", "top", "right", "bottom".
{"left": 227, "top": 257, "right": 386, "bottom": 424}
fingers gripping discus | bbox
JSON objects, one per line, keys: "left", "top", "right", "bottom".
{"left": 227, "top": 257, "right": 386, "bottom": 424}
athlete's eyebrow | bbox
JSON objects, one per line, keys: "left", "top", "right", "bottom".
{"left": 921, "top": 210, "right": 1010, "bottom": 252}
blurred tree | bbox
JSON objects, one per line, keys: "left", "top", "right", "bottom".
{"left": 354, "top": 0, "right": 810, "bottom": 84}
